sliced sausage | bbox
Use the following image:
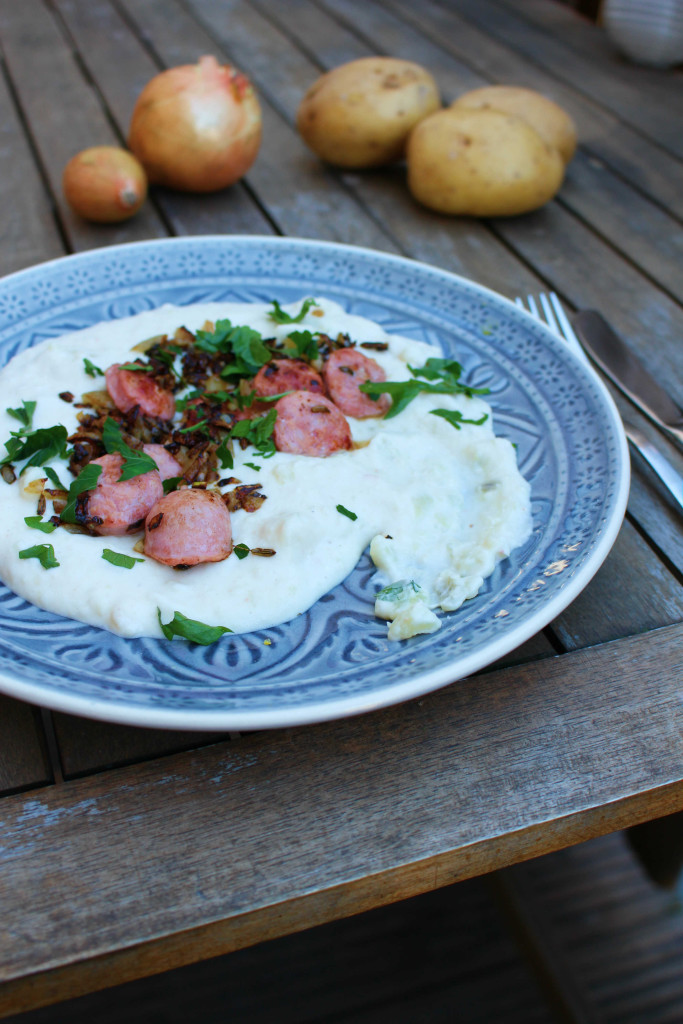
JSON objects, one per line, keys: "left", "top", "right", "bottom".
{"left": 253, "top": 358, "right": 325, "bottom": 398}
{"left": 144, "top": 489, "right": 232, "bottom": 567}
{"left": 85, "top": 453, "right": 164, "bottom": 536}
{"left": 142, "top": 444, "right": 183, "bottom": 481}
{"left": 322, "top": 348, "right": 391, "bottom": 419}
{"left": 105, "top": 363, "right": 176, "bottom": 420}
{"left": 273, "top": 391, "right": 352, "bottom": 458}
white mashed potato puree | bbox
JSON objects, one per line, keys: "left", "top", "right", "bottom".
{"left": 0, "top": 298, "right": 531, "bottom": 641}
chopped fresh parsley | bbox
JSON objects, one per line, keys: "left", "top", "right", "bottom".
{"left": 336, "top": 504, "right": 358, "bottom": 521}
{"left": 177, "top": 418, "right": 208, "bottom": 434}
{"left": 359, "top": 357, "right": 489, "bottom": 420}
{"left": 196, "top": 319, "right": 271, "bottom": 377}
{"left": 230, "top": 408, "right": 277, "bottom": 458}
{"left": 243, "top": 462, "right": 261, "bottom": 471}
{"left": 157, "top": 609, "right": 232, "bottom": 645}
{"left": 102, "top": 417, "right": 159, "bottom": 480}
{"left": 83, "top": 357, "right": 103, "bottom": 378}
{"left": 19, "top": 543, "right": 59, "bottom": 569}
{"left": 6, "top": 400, "right": 36, "bottom": 430}
{"left": 286, "top": 329, "right": 319, "bottom": 361}
{"left": 24, "top": 515, "right": 56, "bottom": 534}
{"left": 430, "top": 408, "right": 489, "bottom": 430}
{"left": 233, "top": 543, "right": 251, "bottom": 559}
{"left": 376, "top": 579, "right": 422, "bottom": 602}
{"left": 42, "top": 465, "right": 68, "bottom": 490}
{"left": 269, "top": 298, "right": 318, "bottom": 324}
{"left": 0, "top": 424, "right": 68, "bottom": 472}
{"left": 102, "top": 548, "right": 145, "bottom": 569}
{"left": 60, "top": 462, "right": 103, "bottom": 524}
{"left": 162, "top": 476, "right": 183, "bottom": 495}
{"left": 118, "top": 362, "right": 152, "bottom": 372}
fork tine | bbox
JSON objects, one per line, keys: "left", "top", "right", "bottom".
{"left": 547, "top": 292, "right": 589, "bottom": 363}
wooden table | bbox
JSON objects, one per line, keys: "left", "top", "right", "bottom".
{"left": 1, "top": 0, "right": 682, "bottom": 1016}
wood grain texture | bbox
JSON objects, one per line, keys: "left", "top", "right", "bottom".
{"left": 0, "top": 0, "right": 166, "bottom": 249}
{"left": 0, "top": 697, "right": 50, "bottom": 794}
{"left": 2, "top": 624, "right": 683, "bottom": 1013}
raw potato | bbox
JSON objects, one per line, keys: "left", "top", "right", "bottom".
{"left": 452, "top": 85, "right": 577, "bottom": 165}
{"left": 406, "top": 107, "right": 565, "bottom": 217}
{"left": 296, "top": 57, "right": 441, "bottom": 169}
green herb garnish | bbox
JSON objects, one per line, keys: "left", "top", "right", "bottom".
{"left": 429, "top": 408, "right": 489, "bottom": 430}
{"left": 336, "top": 504, "right": 358, "bottom": 521}
{"left": 42, "top": 465, "right": 68, "bottom": 490}
{"left": 360, "top": 357, "right": 489, "bottom": 420}
{"left": 83, "top": 358, "right": 103, "bottom": 378}
{"left": 157, "top": 609, "right": 232, "bottom": 645}
{"left": 376, "top": 579, "right": 422, "bottom": 602}
{"left": 177, "top": 419, "right": 208, "bottom": 434}
{"left": 215, "top": 436, "right": 234, "bottom": 470}
{"left": 286, "top": 329, "right": 319, "bottom": 361}
{"left": 60, "top": 462, "right": 103, "bottom": 524}
{"left": 233, "top": 543, "right": 250, "bottom": 559}
{"left": 18, "top": 543, "right": 59, "bottom": 569}
{"left": 243, "top": 462, "right": 261, "bottom": 471}
{"left": 0, "top": 424, "right": 68, "bottom": 472}
{"left": 102, "top": 418, "right": 159, "bottom": 480}
{"left": 269, "top": 298, "right": 318, "bottom": 324}
{"left": 162, "top": 476, "right": 183, "bottom": 495}
{"left": 230, "top": 408, "right": 277, "bottom": 457}
{"left": 196, "top": 319, "right": 271, "bottom": 376}
{"left": 6, "top": 400, "right": 36, "bottom": 430}
{"left": 24, "top": 515, "right": 56, "bottom": 534}
{"left": 118, "top": 362, "right": 152, "bottom": 372}
{"left": 102, "top": 548, "right": 145, "bottom": 569}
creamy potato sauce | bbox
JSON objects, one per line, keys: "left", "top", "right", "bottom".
{"left": 0, "top": 299, "right": 531, "bottom": 640}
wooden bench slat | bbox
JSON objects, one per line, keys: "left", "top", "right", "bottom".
{"left": 0, "top": 697, "right": 51, "bottom": 794}
{"left": 1, "top": 623, "right": 683, "bottom": 1014}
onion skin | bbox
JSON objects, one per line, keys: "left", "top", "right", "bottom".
{"left": 127, "top": 55, "right": 262, "bottom": 192}
{"left": 62, "top": 146, "right": 148, "bottom": 223}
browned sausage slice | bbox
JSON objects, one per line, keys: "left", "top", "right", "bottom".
{"left": 144, "top": 489, "right": 232, "bottom": 567}
{"left": 273, "top": 391, "right": 352, "bottom": 457}
{"left": 86, "top": 454, "right": 164, "bottom": 536}
{"left": 322, "top": 348, "right": 391, "bottom": 419}
{"left": 105, "top": 363, "right": 176, "bottom": 420}
{"left": 253, "top": 358, "right": 325, "bottom": 398}
{"left": 142, "top": 444, "right": 183, "bottom": 481}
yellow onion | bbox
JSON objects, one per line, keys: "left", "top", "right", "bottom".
{"left": 127, "top": 55, "right": 262, "bottom": 192}
{"left": 62, "top": 146, "right": 147, "bottom": 223}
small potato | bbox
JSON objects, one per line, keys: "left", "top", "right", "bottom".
{"left": 296, "top": 57, "right": 440, "bottom": 169}
{"left": 451, "top": 85, "right": 577, "bottom": 165}
{"left": 406, "top": 107, "right": 565, "bottom": 217}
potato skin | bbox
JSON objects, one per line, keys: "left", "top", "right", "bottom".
{"left": 451, "top": 85, "right": 577, "bottom": 165}
{"left": 296, "top": 57, "right": 441, "bottom": 169}
{"left": 406, "top": 107, "right": 565, "bottom": 217}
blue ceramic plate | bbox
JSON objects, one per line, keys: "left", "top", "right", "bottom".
{"left": 0, "top": 237, "right": 629, "bottom": 730}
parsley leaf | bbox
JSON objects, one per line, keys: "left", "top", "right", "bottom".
{"left": 83, "top": 357, "right": 103, "bottom": 378}
{"left": 194, "top": 319, "right": 234, "bottom": 354}
{"left": 19, "top": 543, "right": 60, "bottom": 569}
{"left": 359, "top": 358, "right": 490, "bottom": 420}
{"left": 42, "top": 465, "right": 68, "bottom": 490}
{"left": 233, "top": 543, "right": 250, "bottom": 559}
{"left": 102, "top": 548, "right": 145, "bottom": 569}
{"left": 60, "top": 462, "right": 103, "bottom": 524}
{"left": 269, "top": 298, "right": 318, "bottom": 324}
{"left": 336, "top": 504, "right": 358, "bottom": 521}
{"left": 1, "top": 424, "right": 68, "bottom": 471}
{"left": 215, "top": 436, "right": 234, "bottom": 470}
{"left": 286, "top": 329, "right": 319, "bottom": 361}
{"left": 6, "top": 400, "right": 36, "bottom": 430}
{"left": 162, "top": 476, "right": 183, "bottom": 495}
{"left": 230, "top": 409, "right": 277, "bottom": 457}
{"left": 24, "top": 515, "right": 56, "bottom": 534}
{"left": 118, "top": 362, "right": 152, "bottom": 372}
{"left": 430, "top": 408, "right": 489, "bottom": 430}
{"left": 102, "top": 418, "right": 159, "bottom": 480}
{"left": 157, "top": 609, "right": 232, "bottom": 645}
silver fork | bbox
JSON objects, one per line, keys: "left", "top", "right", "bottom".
{"left": 515, "top": 291, "right": 683, "bottom": 512}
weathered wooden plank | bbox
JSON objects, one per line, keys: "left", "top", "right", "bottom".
{"left": 379, "top": 0, "right": 683, "bottom": 219}
{"left": 52, "top": 714, "right": 229, "bottom": 779}
{"left": 0, "top": 696, "right": 51, "bottom": 793}
{"left": 52, "top": 0, "right": 274, "bottom": 238}
{"left": 0, "top": 0, "right": 167, "bottom": 250}
{"left": 1, "top": 624, "right": 683, "bottom": 1014}
{"left": 0, "top": 57, "right": 65, "bottom": 276}
{"left": 113, "top": 0, "right": 399, "bottom": 251}
{"left": 446, "top": 0, "right": 683, "bottom": 158}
